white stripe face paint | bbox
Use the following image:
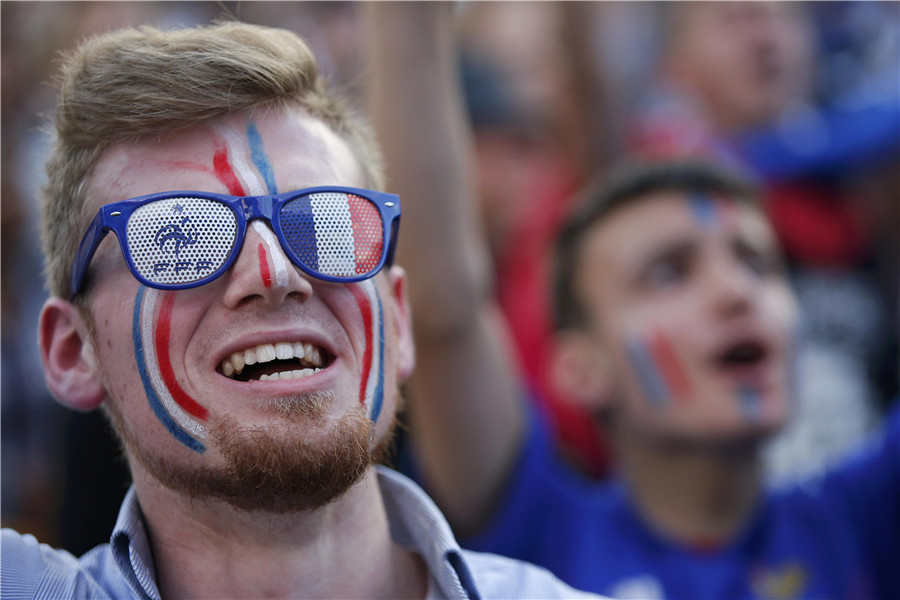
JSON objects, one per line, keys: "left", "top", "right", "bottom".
{"left": 141, "top": 288, "right": 207, "bottom": 439}
{"left": 216, "top": 124, "right": 289, "bottom": 288}
{"left": 358, "top": 279, "right": 385, "bottom": 422}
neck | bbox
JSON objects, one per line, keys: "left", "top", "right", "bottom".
{"left": 132, "top": 466, "right": 426, "bottom": 600}
{"left": 612, "top": 424, "right": 763, "bottom": 547}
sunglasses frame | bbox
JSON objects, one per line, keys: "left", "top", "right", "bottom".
{"left": 69, "top": 186, "right": 401, "bottom": 300}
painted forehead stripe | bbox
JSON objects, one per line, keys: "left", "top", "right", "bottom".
{"left": 133, "top": 286, "right": 206, "bottom": 452}
{"left": 689, "top": 192, "right": 718, "bottom": 229}
{"left": 216, "top": 123, "right": 290, "bottom": 288}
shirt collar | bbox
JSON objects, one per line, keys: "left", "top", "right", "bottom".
{"left": 109, "top": 467, "right": 482, "bottom": 600}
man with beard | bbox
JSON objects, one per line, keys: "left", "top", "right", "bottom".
{"left": 0, "top": 19, "right": 598, "bottom": 600}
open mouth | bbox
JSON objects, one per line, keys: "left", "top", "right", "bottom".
{"left": 716, "top": 340, "right": 769, "bottom": 372}
{"left": 219, "top": 342, "right": 334, "bottom": 382}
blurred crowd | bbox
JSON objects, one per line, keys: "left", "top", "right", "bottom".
{"left": 2, "top": 0, "right": 898, "bottom": 563}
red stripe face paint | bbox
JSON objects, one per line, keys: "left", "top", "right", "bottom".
{"left": 348, "top": 280, "right": 385, "bottom": 422}
{"left": 213, "top": 144, "right": 246, "bottom": 196}
{"left": 258, "top": 243, "right": 272, "bottom": 288}
{"left": 154, "top": 291, "right": 209, "bottom": 420}
{"left": 648, "top": 329, "right": 691, "bottom": 403}
{"left": 134, "top": 287, "right": 207, "bottom": 452}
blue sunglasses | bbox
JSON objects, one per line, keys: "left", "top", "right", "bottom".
{"left": 69, "top": 186, "right": 401, "bottom": 299}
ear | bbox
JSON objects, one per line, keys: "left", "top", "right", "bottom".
{"left": 548, "top": 329, "right": 614, "bottom": 412}
{"left": 39, "top": 298, "right": 106, "bottom": 411}
{"left": 386, "top": 266, "right": 415, "bottom": 379}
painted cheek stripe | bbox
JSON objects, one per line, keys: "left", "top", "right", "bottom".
{"left": 133, "top": 286, "right": 206, "bottom": 452}
{"left": 154, "top": 291, "right": 209, "bottom": 420}
{"left": 648, "top": 330, "right": 691, "bottom": 402}
{"left": 350, "top": 281, "right": 384, "bottom": 422}
{"left": 626, "top": 338, "right": 668, "bottom": 408}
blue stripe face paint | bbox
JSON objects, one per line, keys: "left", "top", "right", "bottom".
{"left": 626, "top": 338, "right": 669, "bottom": 408}
{"left": 246, "top": 121, "right": 278, "bottom": 195}
{"left": 132, "top": 286, "right": 206, "bottom": 453}
{"left": 689, "top": 192, "right": 718, "bottom": 229}
{"left": 738, "top": 386, "right": 762, "bottom": 422}
{"left": 369, "top": 288, "right": 386, "bottom": 423}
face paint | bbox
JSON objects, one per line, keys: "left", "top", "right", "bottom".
{"left": 257, "top": 243, "right": 272, "bottom": 288}
{"left": 214, "top": 123, "right": 290, "bottom": 289}
{"left": 246, "top": 121, "right": 277, "bottom": 195}
{"left": 349, "top": 280, "right": 385, "bottom": 423}
{"left": 626, "top": 337, "right": 669, "bottom": 408}
{"left": 648, "top": 330, "right": 691, "bottom": 403}
{"left": 738, "top": 386, "right": 762, "bottom": 422}
{"left": 133, "top": 286, "right": 207, "bottom": 452}
{"left": 212, "top": 144, "right": 246, "bottom": 196}
{"left": 689, "top": 192, "right": 718, "bottom": 229}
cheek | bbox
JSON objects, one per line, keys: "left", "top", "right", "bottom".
{"left": 133, "top": 286, "right": 209, "bottom": 453}
{"left": 348, "top": 280, "right": 385, "bottom": 424}
{"left": 622, "top": 327, "right": 693, "bottom": 410}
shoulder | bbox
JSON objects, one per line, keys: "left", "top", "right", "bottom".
{"left": 1, "top": 529, "right": 116, "bottom": 600}
{"left": 462, "top": 549, "right": 610, "bottom": 599}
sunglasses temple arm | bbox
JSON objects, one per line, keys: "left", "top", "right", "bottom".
{"left": 68, "top": 213, "right": 109, "bottom": 300}
{"left": 385, "top": 216, "right": 401, "bottom": 268}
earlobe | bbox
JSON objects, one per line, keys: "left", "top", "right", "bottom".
{"left": 549, "top": 330, "right": 613, "bottom": 412}
{"left": 39, "top": 298, "right": 106, "bottom": 411}
{"left": 386, "top": 266, "right": 416, "bottom": 379}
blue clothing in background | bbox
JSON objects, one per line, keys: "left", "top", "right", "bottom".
{"left": 464, "top": 405, "right": 900, "bottom": 599}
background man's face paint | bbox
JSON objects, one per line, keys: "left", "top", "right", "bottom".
{"left": 625, "top": 329, "right": 691, "bottom": 409}
{"left": 738, "top": 386, "right": 762, "bottom": 422}
{"left": 133, "top": 286, "right": 208, "bottom": 452}
{"left": 214, "top": 122, "right": 289, "bottom": 288}
{"left": 349, "top": 280, "right": 385, "bottom": 423}
{"left": 690, "top": 192, "right": 740, "bottom": 231}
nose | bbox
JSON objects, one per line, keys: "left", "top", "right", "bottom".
{"left": 707, "top": 254, "right": 757, "bottom": 319}
{"left": 222, "top": 220, "right": 314, "bottom": 309}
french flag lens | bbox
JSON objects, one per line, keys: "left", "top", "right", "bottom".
{"left": 280, "top": 193, "right": 384, "bottom": 278}
{"left": 127, "top": 197, "right": 237, "bottom": 286}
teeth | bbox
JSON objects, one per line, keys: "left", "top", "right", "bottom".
{"left": 260, "top": 368, "right": 320, "bottom": 381}
{"left": 275, "top": 342, "right": 292, "bottom": 360}
{"left": 231, "top": 352, "right": 245, "bottom": 374}
{"left": 220, "top": 342, "right": 327, "bottom": 379}
{"left": 256, "top": 344, "right": 276, "bottom": 363}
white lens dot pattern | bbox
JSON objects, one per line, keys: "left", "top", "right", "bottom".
{"left": 280, "top": 193, "right": 384, "bottom": 278}
{"left": 126, "top": 197, "right": 237, "bottom": 285}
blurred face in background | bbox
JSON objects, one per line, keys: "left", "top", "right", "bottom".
{"left": 572, "top": 193, "right": 797, "bottom": 446}
{"left": 665, "top": 1, "right": 815, "bottom": 133}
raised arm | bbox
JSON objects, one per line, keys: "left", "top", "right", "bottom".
{"left": 363, "top": 2, "right": 525, "bottom": 535}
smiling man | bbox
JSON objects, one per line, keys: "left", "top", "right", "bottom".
{"left": 0, "top": 20, "right": 599, "bottom": 600}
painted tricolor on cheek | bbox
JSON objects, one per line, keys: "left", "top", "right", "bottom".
{"left": 626, "top": 329, "right": 691, "bottom": 409}
{"left": 133, "top": 286, "right": 208, "bottom": 452}
{"left": 349, "top": 280, "right": 385, "bottom": 423}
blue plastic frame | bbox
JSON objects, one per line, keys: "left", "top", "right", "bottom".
{"left": 69, "top": 186, "right": 401, "bottom": 299}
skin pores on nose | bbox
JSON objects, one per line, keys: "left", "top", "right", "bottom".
{"left": 349, "top": 280, "right": 385, "bottom": 423}
{"left": 625, "top": 329, "right": 691, "bottom": 409}
{"left": 133, "top": 286, "right": 208, "bottom": 452}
